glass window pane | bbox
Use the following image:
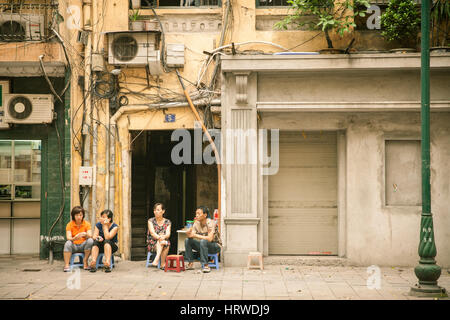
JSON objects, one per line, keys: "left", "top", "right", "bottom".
{"left": 12, "top": 219, "right": 40, "bottom": 254}
{"left": 14, "top": 141, "right": 32, "bottom": 183}
{"left": 15, "top": 185, "right": 40, "bottom": 200}
{"left": 0, "top": 185, "right": 12, "bottom": 200}
{"left": 0, "top": 202, "right": 11, "bottom": 217}
{"left": 13, "top": 202, "right": 40, "bottom": 218}
{"left": 0, "top": 220, "right": 11, "bottom": 254}
{"left": 0, "top": 140, "right": 12, "bottom": 184}
{"left": 31, "top": 142, "right": 41, "bottom": 183}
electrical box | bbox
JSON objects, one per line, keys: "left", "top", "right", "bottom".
{"left": 166, "top": 43, "right": 185, "bottom": 68}
{"left": 91, "top": 53, "right": 105, "bottom": 72}
{"left": 79, "top": 166, "right": 93, "bottom": 186}
{"left": 148, "top": 50, "right": 163, "bottom": 75}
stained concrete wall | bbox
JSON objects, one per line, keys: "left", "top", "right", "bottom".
{"left": 260, "top": 112, "right": 450, "bottom": 268}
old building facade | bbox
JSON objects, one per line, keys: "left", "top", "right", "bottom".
{"left": 0, "top": 0, "right": 449, "bottom": 267}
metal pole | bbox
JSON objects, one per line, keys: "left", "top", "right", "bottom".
{"left": 410, "top": 0, "right": 446, "bottom": 298}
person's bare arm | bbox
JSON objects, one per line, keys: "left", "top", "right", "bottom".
{"left": 93, "top": 226, "right": 102, "bottom": 241}
{"left": 148, "top": 220, "right": 160, "bottom": 240}
{"left": 103, "top": 225, "right": 118, "bottom": 240}
{"left": 162, "top": 224, "right": 171, "bottom": 240}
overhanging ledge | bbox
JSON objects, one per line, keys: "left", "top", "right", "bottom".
{"left": 224, "top": 218, "right": 260, "bottom": 225}
{"left": 0, "top": 61, "right": 66, "bottom": 77}
{"left": 221, "top": 53, "right": 450, "bottom": 73}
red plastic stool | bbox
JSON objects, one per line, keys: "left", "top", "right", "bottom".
{"left": 165, "top": 255, "right": 185, "bottom": 272}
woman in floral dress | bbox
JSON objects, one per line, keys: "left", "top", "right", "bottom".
{"left": 147, "top": 203, "right": 171, "bottom": 269}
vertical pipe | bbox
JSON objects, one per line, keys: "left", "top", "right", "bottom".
{"left": 411, "top": 0, "right": 445, "bottom": 297}
{"left": 421, "top": 0, "right": 431, "bottom": 215}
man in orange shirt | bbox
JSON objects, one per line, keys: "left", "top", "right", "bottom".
{"left": 63, "top": 206, "right": 94, "bottom": 272}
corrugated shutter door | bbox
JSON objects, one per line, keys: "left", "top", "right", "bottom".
{"left": 269, "top": 131, "right": 338, "bottom": 255}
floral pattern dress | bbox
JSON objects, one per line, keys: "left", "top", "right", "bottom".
{"left": 147, "top": 217, "right": 171, "bottom": 252}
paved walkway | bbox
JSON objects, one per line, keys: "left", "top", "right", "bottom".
{"left": 0, "top": 255, "right": 449, "bottom": 300}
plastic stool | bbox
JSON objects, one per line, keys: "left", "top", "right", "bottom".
{"left": 247, "top": 251, "right": 263, "bottom": 270}
{"left": 201, "top": 253, "right": 220, "bottom": 270}
{"left": 165, "top": 255, "right": 185, "bottom": 272}
{"left": 96, "top": 253, "right": 114, "bottom": 269}
{"left": 69, "top": 253, "right": 85, "bottom": 270}
{"left": 145, "top": 251, "right": 161, "bottom": 268}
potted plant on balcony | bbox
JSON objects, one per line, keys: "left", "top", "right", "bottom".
{"left": 380, "top": 0, "right": 421, "bottom": 52}
{"left": 431, "top": 0, "right": 450, "bottom": 52}
{"left": 129, "top": 9, "right": 144, "bottom": 31}
{"left": 275, "top": 0, "right": 370, "bottom": 53}
{"left": 131, "top": 0, "right": 141, "bottom": 9}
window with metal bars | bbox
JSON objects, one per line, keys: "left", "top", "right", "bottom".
{"left": 0, "top": 3, "right": 58, "bottom": 42}
{"left": 256, "top": 0, "right": 290, "bottom": 6}
{"left": 136, "top": 0, "right": 221, "bottom": 7}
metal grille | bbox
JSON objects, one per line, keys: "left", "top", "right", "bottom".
{"left": 141, "top": 0, "right": 221, "bottom": 7}
{"left": 0, "top": 2, "right": 58, "bottom": 42}
{"left": 370, "top": 0, "right": 421, "bottom": 4}
{"left": 256, "top": 0, "right": 290, "bottom": 6}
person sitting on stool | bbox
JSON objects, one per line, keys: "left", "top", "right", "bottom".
{"left": 185, "top": 206, "right": 221, "bottom": 273}
{"left": 89, "top": 210, "right": 118, "bottom": 273}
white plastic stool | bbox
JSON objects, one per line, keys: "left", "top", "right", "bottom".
{"left": 247, "top": 251, "right": 263, "bottom": 270}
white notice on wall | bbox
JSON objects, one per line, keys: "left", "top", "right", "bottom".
{"left": 79, "top": 166, "right": 93, "bottom": 185}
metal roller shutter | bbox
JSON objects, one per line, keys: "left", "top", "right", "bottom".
{"left": 269, "top": 131, "right": 338, "bottom": 255}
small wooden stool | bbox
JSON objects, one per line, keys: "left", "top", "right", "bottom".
{"left": 165, "top": 255, "right": 185, "bottom": 272}
{"left": 247, "top": 252, "right": 263, "bottom": 270}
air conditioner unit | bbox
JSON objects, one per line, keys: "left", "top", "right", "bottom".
{"left": 0, "top": 80, "right": 10, "bottom": 129}
{"left": 4, "top": 94, "right": 54, "bottom": 124}
{"left": 0, "top": 13, "right": 45, "bottom": 41}
{"left": 108, "top": 31, "right": 158, "bottom": 66}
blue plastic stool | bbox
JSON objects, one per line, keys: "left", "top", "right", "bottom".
{"left": 69, "top": 253, "right": 85, "bottom": 270}
{"left": 201, "top": 253, "right": 220, "bottom": 270}
{"left": 145, "top": 251, "right": 161, "bottom": 268}
{"left": 96, "top": 253, "right": 114, "bottom": 269}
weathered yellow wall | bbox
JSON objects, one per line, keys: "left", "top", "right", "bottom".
{"left": 67, "top": 0, "right": 395, "bottom": 259}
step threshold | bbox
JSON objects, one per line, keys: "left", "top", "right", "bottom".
{"left": 264, "top": 255, "right": 350, "bottom": 267}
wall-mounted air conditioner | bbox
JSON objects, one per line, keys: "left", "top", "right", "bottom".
{"left": 107, "top": 31, "right": 160, "bottom": 66}
{"left": 4, "top": 94, "right": 54, "bottom": 124}
{"left": 0, "top": 80, "right": 10, "bottom": 129}
{"left": 0, "top": 13, "right": 45, "bottom": 41}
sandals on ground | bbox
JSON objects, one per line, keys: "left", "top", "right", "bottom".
{"left": 63, "top": 266, "right": 71, "bottom": 272}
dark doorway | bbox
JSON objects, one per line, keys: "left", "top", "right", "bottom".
{"left": 130, "top": 130, "right": 198, "bottom": 260}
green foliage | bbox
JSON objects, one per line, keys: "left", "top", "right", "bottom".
{"left": 275, "top": 0, "right": 370, "bottom": 48}
{"left": 431, "top": 0, "right": 450, "bottom": 47}
{"left": 129, "top": 9, "right": 141, "bottom": 22}
{"left": 380, "top": 0, "right": 420, "bottom": 46}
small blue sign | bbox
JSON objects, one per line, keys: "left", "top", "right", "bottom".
{"left": 165, "top": 114, "right": 176, "bottom": 123}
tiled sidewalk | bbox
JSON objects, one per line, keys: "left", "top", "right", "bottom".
{"left": 0, "top": 255, "right": 449, "bottom": 300}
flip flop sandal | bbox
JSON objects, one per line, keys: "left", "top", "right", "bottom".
{"left": 186, "top": 265, "right": 195, "bottom": 270}
{"left": 89, "top": 267, "right": 97, "bottom": 273}
{"left": 84, "top": 266, "right": 91, "bottom": 271}
{"left": 105, "top": 267, "right": 112, "bottom": 273}
{"left": 64, "top": 267, "right": 71, "bottom": 272}
{"left": 202, "top": 266, "right": 211, "bottom": 273}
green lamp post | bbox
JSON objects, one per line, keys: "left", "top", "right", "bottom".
{"left": 410, "top": 0, "right": 446, "bottom": 298}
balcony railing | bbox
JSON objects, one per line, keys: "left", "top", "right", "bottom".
{"left": 137, "top": 0, "right": 221, "bottom": 7}
{"left": 256, "top": 0, "right": 290, "bottom": 6}
{"left": 256, "top": 0, "right": 421, "bottom": 7}
{"left": 0, "top": 2, "right": 58, "bottom": 42}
